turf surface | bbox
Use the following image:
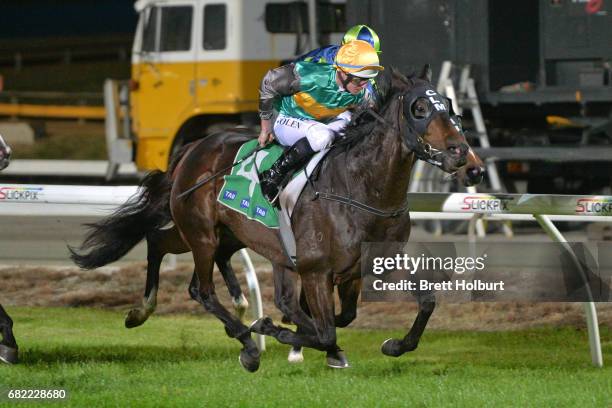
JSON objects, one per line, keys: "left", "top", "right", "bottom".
{"left": 1, "top": 307, "right": 610, "bottom": 407}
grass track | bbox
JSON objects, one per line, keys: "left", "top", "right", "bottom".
{"left": 1, "top": 307, "right": 611, "bottom": 407}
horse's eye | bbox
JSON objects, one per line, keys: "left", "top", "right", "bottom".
{"left": 411, "top": 99, "right": 431, "bottom": 119}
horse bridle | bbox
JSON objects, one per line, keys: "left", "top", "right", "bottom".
{"left": 313, "top": 83, "right": 466, "bottom": 218}
{"left": 400, "top": 84, "right": 464, "bottom": 168}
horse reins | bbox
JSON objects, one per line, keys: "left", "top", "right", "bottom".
{"left": 308, "top": 92, "right": 447, "bottom": 218}
{"left": 312, "top": 189, "right": 410, "bottom": 218}
{"left": 365, "top": 96, "right": 445, "bottom": 167}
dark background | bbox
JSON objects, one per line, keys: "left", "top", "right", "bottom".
{"left": 0, "top": 0, "right": 138, "bottom": 92}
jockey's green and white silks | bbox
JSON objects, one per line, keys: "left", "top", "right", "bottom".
{"left": 277, "top": 62, "right": 365, "bottom": 121}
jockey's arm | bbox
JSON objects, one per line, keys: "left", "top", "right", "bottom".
{"left": 258, "top": 64, "right": 301, "bottom": 146}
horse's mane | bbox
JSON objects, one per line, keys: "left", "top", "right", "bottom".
{"left": 330, "top": 67, "right": 413, "bottom": 153}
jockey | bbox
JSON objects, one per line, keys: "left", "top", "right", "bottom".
{"left": 257, "top": 40, "right": 384, "bottom": 203}
{"left": 295, "top": 24, "right": 381, "bottom": 100}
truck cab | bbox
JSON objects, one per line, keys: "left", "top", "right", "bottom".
{"left": 125, "top": 0, "right": 345, "bottom": 170}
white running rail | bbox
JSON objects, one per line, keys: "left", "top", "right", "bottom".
{"left": 1, "top": 185, "right": 610, "bottom": 366}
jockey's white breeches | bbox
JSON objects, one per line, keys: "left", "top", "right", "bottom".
{"left": 273, "top": 111, "right": 352, "bottom": 151}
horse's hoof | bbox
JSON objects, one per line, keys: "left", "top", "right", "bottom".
{"left": 232, "top": 294, "right": 249, "bottom": 322}
{"left": 239, "top": 347, "right": 260, "bottom": 373}
{"left": 0, "top": 344, "right": 18, "bottom": 364}
{"left": 287, "top": 347, "right": 304, "bottom": 363}
{"left": 326, "top": 350, "right": 350, "bottom": 369}
{"left": 249, "top": 317, "right": 273, "bottom": 335}
{"left": 125, "top": 308, "right": 148, "bottom": 328}
{"left": 249, "top": 317, "right": 265, "bottom": 333}
{"left": 381, "top": 338, "right": 404, "bottom": 357}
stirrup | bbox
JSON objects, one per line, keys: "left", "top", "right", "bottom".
{"left": 260, "top": 177, "right": 281, "bottom": 204}
{"left": 266, "top": 188, "right": 281, "bottom": 205}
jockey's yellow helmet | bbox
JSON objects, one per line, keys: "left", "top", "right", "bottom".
{"left": 334, "top": 40, "right": 384, "bottom": 79}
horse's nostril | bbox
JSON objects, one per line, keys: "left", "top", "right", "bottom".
{"left": 468, "top": 166, "right": 485, "bottom": 179}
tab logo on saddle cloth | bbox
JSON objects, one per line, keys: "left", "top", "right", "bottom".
{"left": 223, "top": 190, "right": 238, "bottom": 201}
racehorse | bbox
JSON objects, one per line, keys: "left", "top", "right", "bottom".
{"left": 0, "top": 134, "right": 17, "bottom": 364}
{"left": 71, "top": 66, "right": 483, "bottom": 371}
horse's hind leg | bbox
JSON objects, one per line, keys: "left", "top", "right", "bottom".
{"left": 125, "top": 227, "right": 189, "bottom": 328}
{"left": 214, "top": 232, "right": 248, "bottom": 321}
{"left": 381, "top": 293, "right": 436, "bottom": 357}
{"left": 190, "top": 241, "right": 260, "bottom": 372}
{"left": 216, "top": 257, "right": 249, "bottom": 321}
{"left": 125, "top": 239, "right": 162, "bottom": 328}
{"left": 0, "top": 304, "right": 18, "bottom": 364}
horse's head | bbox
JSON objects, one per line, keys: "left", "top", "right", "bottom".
{"left": 0, "top": 134, "right": 11, "bottom": 171}
{"left": 391, "top": 66, "right": 484, "bottom": 186}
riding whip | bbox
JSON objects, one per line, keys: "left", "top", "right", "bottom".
{"left": 177, "top": 144, "right": 266, "bottom": 199}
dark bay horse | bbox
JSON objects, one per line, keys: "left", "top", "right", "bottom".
{"left": 0, "top": 134, "right": 17, "bottom": 364}
{"left": 71, "top": 67, "right": 483, "bottom": 371}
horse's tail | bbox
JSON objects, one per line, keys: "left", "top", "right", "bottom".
{"left": 69, "top": 170, "right": 173, "bottom": 269}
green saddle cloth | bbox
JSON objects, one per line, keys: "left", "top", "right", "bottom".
{"left": 217, "top": 139, "right": 284, "bottom": 228}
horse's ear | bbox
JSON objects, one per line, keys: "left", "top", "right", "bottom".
{"left": 419, "top": 64, "right": 432, "bottom": 82}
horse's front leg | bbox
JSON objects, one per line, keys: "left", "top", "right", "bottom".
{"left": 269, "top": 264, "right": 314, "bottom": 363}
{"left": 381, "top": 292, "right": 436, "bottom": 357}
{"left": 251, "top": 269, "right": 348, "bottom": 368}
{"left": 335, "top": 278, "right": 361, "bottom": 327}
{"left": 0, "top": 304, "right": 18, "bottom": 364}
{"left": 274, "top": 269, "right": 361, "bottom": 363}
{"left": 281, "top": 272, "right": 360, "bottom": 364}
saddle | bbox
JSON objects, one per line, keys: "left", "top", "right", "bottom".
{"left": 217, "top": 139, "right": 329, "bottom": 266}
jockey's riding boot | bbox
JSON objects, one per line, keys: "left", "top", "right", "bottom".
{"left": 260, "top": 138, "right": 315, "bottom": 203}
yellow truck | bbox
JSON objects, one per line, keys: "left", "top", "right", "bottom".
{"left": 106, "top": 0, "right": 346, "bottom": 176}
